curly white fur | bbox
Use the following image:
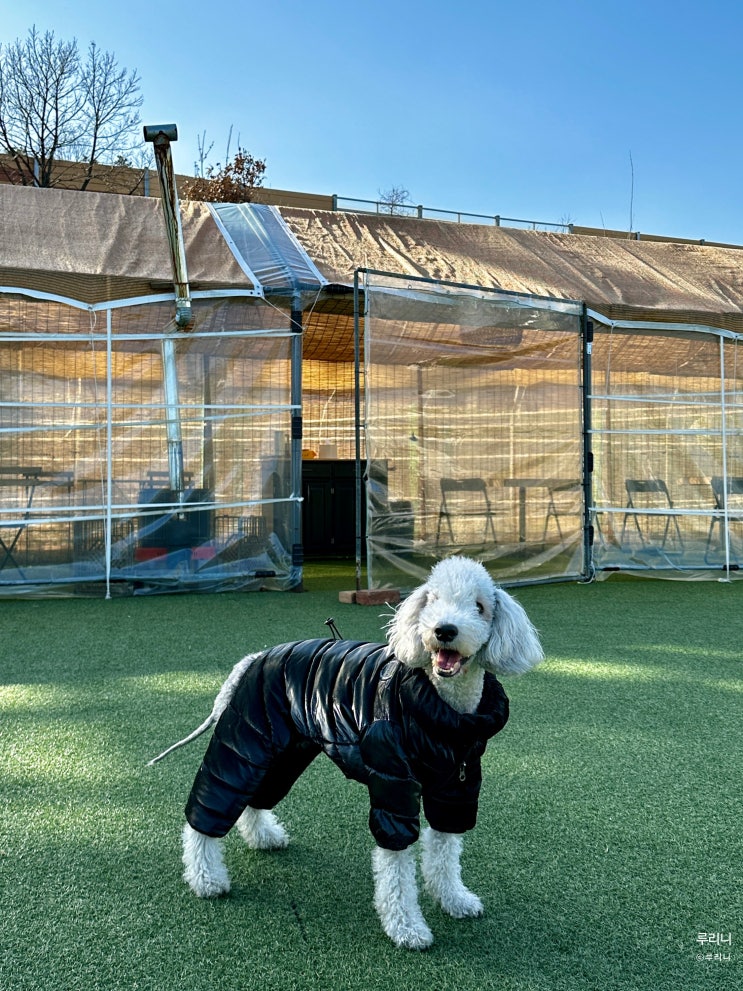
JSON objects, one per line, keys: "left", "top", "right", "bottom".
{"left": 387, "top": 556, "right": 543, "bottom": 712}
{"left": 174, "top": 556, "right": 543, "bottom": 950}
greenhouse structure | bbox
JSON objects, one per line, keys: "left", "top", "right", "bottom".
{"left": 3, "top": 182, "right": 743, "bottom": 597}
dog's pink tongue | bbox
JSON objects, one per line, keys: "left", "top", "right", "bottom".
{"left": 435, "top": 649, "right": 462, "bottom": 675}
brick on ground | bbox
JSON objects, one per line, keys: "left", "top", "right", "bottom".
{"left": 338, "top": 588, "right": 400, "bottom": 606}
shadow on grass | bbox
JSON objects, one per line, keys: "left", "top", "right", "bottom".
{"left": 2, "top": 576, "right": 741, "bottom": 990}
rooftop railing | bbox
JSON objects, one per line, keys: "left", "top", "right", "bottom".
{"left": 332, "top": 195, "right": 571, "bottom": 232}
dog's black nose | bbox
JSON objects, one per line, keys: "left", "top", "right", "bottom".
{"left": 435, "top": 623, "right": 458, "bottom": 644}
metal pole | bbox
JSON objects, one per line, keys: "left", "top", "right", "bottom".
{"left": 353, "top": 270, "right": 363, "bottom": 591}
{"left": 202, "top": 354, "right": 215, "bottom": 494}
{"left": 581, "top": 306, "right": 595, "bottom": 580}
{"left": 143, "top": 123, "right": 191, "bottom": 496}
{"left": 143, "top": 124, "right": 192, "bottom": 328}
{"left": 161, "top": 336, "right": 184, "bottom": 494}
{"left": 290, "top": 293, "right": 304, "bottom": 585}
{"left": 719, "top": 334, "right": 731, "bottom": 576}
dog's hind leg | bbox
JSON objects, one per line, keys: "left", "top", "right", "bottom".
{"left": 420, "top": 827, "right": 484, "bottom": 918}
{"left": 372, "top": 846, "right": 433, "bottom": 950}
{"left": 182, "top": 823, "right": 231, "bottom": 897}
{"left": 236, "top": 807, "right": 289, "bottom": 850}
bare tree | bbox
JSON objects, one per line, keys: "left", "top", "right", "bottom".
{"left": 193, "top": 125, "right": 238, "bottom": 178}
{"left": 378, "top": 185, "right": 412, "bottom": 215}
{"left": 0, "top": 26, "right": 146, "bottom": 191}
{"left": 194, "top": 130, "right": 215, "bottom": 178}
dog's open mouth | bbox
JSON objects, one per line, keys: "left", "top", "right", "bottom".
{"left": 434, "top": 649, "right": 465, "bottom": 678}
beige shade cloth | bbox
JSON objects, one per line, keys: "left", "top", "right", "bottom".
{"left": 0, "top": 184, "right": 255, "bottom": 305}
{"left": 279, "top": 207, "right": 743, "bottom": 333}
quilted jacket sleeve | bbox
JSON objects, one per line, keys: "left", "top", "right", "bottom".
{"left": 359, "top": 719, "right": 423, "bottom": 851}
{"left": 417, "top": 673, "right": 510, "bottom": 836}
{"left": 421, "top": 748, "right": 484, "bottom": 834}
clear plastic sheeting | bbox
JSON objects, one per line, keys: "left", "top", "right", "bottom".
{"left": 589, "top": 317, "right": 743, "bottom": 579}
{"left": 0, "top": 294, "right": 300, "bottom": 596}
{"left": 361, "top": 272, "right": 587, "bottom": 590}
{"left": 209, "top": 203, "right": 328, "bottom": 292}
{"left": 8, "top": 180, "right": 743, "bottom": 597}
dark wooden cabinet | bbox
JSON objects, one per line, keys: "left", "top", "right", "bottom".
{"left": 302, "top": 460, "right": 359, "bottom": 557}
{"left": 256, "top": 458, "right": 387, "bottom": 558}
{"left": 301, "top": 459, "right": 389, "bottom": 558}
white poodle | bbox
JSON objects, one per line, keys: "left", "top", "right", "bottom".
{"left": 150, "top": 556, "right": 543, "bottom": 949}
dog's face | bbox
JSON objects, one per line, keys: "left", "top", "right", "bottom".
{"left": 387, "top": 556, "right": 544, "bottom": 679}
{"left": 414, "top": 566, "right": 495, "bottom": 681}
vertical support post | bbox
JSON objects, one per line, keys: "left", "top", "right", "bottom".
{"left": 105, "top": 307, "right": 113, "bottom": 599}
{"left": 202, "top": 354, "right": 215, "bottom": 494}
{"left": 581, "top": 306, "right": 595, "bottom": 580}
{"left": 416, "top": 365, "right": 426, "bottom": 539}
{"left": 719, "top": 334, "right": 731, "bottom": 576}
{"left": 290, "top": 293, "right": 304, "bottom": 584}
{"left": 161, "top": 336, "right": 185, "bottom": 495}
{"left": 353, "top": 270, "right": 363, "bottom": 592}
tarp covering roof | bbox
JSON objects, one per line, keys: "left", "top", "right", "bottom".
{"left": 278, "top": 207, "right": 743, "bottom": 333}
{"left": 3, "top": 184, "right": 743, "bottom": 346}
{"left": 0, "top": 184, "right": 255, "bottom": 304}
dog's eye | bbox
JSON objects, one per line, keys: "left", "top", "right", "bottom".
{"left": 476, "top": 601, "right": 484, "bottom": 614}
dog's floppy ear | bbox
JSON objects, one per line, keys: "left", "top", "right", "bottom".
{"left": 481, "top": 587, "right": 544, "bottom": 676}
{"left": 385, "top": 584, "right": 430, "bottom": 667}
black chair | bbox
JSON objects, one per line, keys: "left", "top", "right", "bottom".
{"left": 542, "top": 480, "right": 581, "bottom": 543}
{"left": 140, "top": 470, "right": 194, "bottom": 491}
{"left": 435, "top": 478, "right": 497, "bottom": 546}
{"left": 705, "top": 476, "right": 743, "bottom": 563}
{"left": 620, "top": 479, "right": 683, "bottom": 550}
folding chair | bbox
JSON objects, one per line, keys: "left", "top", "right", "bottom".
{"left": 705, "top": 476, "right": 743, "bottom": 563}
{"left": 542, "top": 480, "right": 581, "bottom": 542}
{"left": 620, "top": 478, "right": 683, "bottom": 550}
{"left": 435, "top": 478, "right": 497, "bottom": 546}
{"left": 0, "top": 467, "right": 41, "bottom": 576}
{"left": 0, "top": 524, "right": 26, "bottom": 574}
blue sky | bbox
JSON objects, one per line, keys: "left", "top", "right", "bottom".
{"left": 4, "top": 1, "right": 743, "bottom": 242}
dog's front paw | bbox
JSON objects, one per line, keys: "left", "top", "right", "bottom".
{"left": 184, "top": 864, "right": 231, "bottom": 898}
{"left": 372, "top": 845, "right": 434, "bottom": 950}
{"left": 420, "top": 828, "right": 485, "bottom": 919}
{"left": 236, "top": 808, "right": 289, "bottom": 850}
{"left": 182, "top": 824, "right": 230, "bottom": 898}
{"left": 385, "top": 916, "right": 434, "bottom": 951}
{"left": 438, "top": 886, "right": 484, "bottom": 919}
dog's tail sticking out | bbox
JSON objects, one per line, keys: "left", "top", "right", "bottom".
{"left": 146, "top": 653, "right": 256, "bottom": 766}
{"left": 146, "top": 716, "right": 216, "bottom": 766}
{"left": 148, "top": 620, "right": 345, "bottom": 766}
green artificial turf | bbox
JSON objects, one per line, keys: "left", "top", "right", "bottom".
{"left": 1, "top": 568, "right": 741, "bottom": 990}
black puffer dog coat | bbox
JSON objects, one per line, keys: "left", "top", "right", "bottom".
{"left": 185, "top": 638, "right": 509, "bottom": 851}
